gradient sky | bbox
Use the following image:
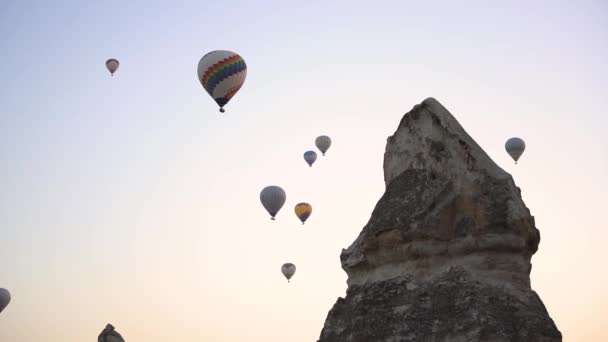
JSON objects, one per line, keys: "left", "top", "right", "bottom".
{"left": 1, "top": 0, "right": 607, "bottom": 341}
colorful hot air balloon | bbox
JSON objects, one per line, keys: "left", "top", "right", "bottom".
{"left": 106, "top": 59, "right": 119, "bottom": 76}
{"left": 315, "top": 136, "right": 332, "bottom": 156}
{"left": 304, "top": 151, "right": 317, "bottom": 167}
{"left": 260, "top": 186, "right": 286, "bottom": 220}
{"left": 294, "top": 202, "right": 312, "bottom": 224}
{"left": 281, "top": 263, "right": 296, "bottom": 283}
{"left": 505, "top": 137, "right": 526, "bottom": 164}
{"left": 0, "top": 288, "right": 10, "bottom": 314}
{"left": 197, "top": 50, "right": 247, "bottom": 113}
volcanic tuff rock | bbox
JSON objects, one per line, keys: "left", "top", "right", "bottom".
{"left": 318, "top": 98, "right": 561, "bottom": 342}
{"left": 98, "top": 323, "right": 125, "bottom": 342}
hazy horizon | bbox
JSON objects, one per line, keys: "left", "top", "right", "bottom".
{"left": 1, "top": 0, "right": 607, "bottom": 341}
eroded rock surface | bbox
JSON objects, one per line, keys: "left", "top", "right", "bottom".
{"left": 318, "top": 98, "right": 561, "bottom": 342}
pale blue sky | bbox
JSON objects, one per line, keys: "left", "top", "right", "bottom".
{"left": 1, "top": 1, "right": 607, "bottom": 341}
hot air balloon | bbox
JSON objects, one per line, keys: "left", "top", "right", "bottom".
{"left": 260, "top": 186, "right": 286, "bottom": 220}
{"left": 505, "top": 137, "right": 526, "bottom": 164}
{"left": 304, "top": 151, "right": 317, "bottom": 167}
{"left": 281, "top": 263, "right": 296, "bottom": 283}
{"left": 315, "top": 136, "right": 332, "bottom": 156}
{"left": 294, "top": 202, "right": 312, "bottom": 224}
{"left": 0, "top": 288, "right": 10, "bottom": 314}
{"left": 106, "top": 59, "right": 119, "bottom": 76}
{"left": 197, "top": 50, "right": 247, "bottom": 113}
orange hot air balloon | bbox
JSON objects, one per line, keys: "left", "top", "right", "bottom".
{"left": 294, "top": 202, "right": 312, "bottom": 224}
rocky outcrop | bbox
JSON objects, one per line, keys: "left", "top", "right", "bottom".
{"left": 98, "top": 324, "right": 125, "bottom": 342}
{"left": 318, "top": 98, "right": 561, "bottom": 342}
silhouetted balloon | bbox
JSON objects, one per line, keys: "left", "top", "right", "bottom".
{"left": 0, "top": 288, "right": 11, "bottom": 313}
{"left": 197, "top": 50, "right": 247, "bottom": 113}
{"left": 260, "top": 186, "right": 286, "bottom": 220}
{"left": 106, "top": 59, "right": 119, "bottom": 76}
{"left": 315, "top": 136, "right": 331, "bottom": 156}
{"left": 304, "top": 151, "right": 317, "bottom": 167}
{"left": 281, "top": 263, "right": 296, "bottom": 282}
{"left": 294, "top": 202, "right": 312, "bottom": 224}
{"left": 505, "top": 137, "right": 526, "bottom": 164}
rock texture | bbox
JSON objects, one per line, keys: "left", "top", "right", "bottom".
{"left": 318, "top": 98, "right": 561, "bottom": 342}
{"left": 98, "top": 323, "right": 125, "bottom": 342}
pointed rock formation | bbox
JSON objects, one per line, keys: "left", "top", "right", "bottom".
{"left": 98, "top": 323, "right": 125, "bottom": 342}
{"left": 318, "top": 98, "right": 561, "bottom": 342}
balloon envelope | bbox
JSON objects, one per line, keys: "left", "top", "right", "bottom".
{"left": 260, "top": 186, "right": 286, "bottom": 220}
{"left": 505, "top": 137, "right": 526, "bottom": 163}
{"left": 197, "top": 50, "right": 247, "bottom": 112}
{"left": 281, "top": 263, "right": 296, "bottom": 282}
{"left": 294, "top": 202, "right": 312, "bottom": 224}
{"left": 315, "top": 136, "right": 332, "bottom": 156}
{"left": 105, "top": 59, "right": 119, "bottom": 76}
{"left": 0, "top": 288, "right": 10, "bottom": 313}
{"left": 303, "top": 150, "right": 317, "bottom": 167}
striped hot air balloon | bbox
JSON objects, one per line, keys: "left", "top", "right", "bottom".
{"left": 197, "top": 50, "right": 247, "bottom": 113}
{"left": 294, "top": 202, "right": 312, "bottom": 224}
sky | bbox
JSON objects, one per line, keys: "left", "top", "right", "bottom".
{"left": 0, "top": 0, "right": 607, "bottom": 341}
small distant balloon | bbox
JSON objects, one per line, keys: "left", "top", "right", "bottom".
{"left": 260, "top": 186, "right": 286, "bottom": 220}
{"left": 294, "top": 202, "right": 312, "bottom": 224}
{"left": 197, "top": 50, "right": 247, "bottom": 113}
{"left": 0, "top": 288, "right": 11, "bottom": 313}
{"left": 281, "top": 263, "right": 296, "bottom": 282}
{"left": 315, "top": 136, "right": 332, "bottom": 156}
{"left": 304, "top": 150, "right": 317, "bottom": 167}
{"left": 105, "top": 59, "right": 119, "bottom": 76}
{"left": 505, "top": 137, "right": 526, "bottom": 164}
